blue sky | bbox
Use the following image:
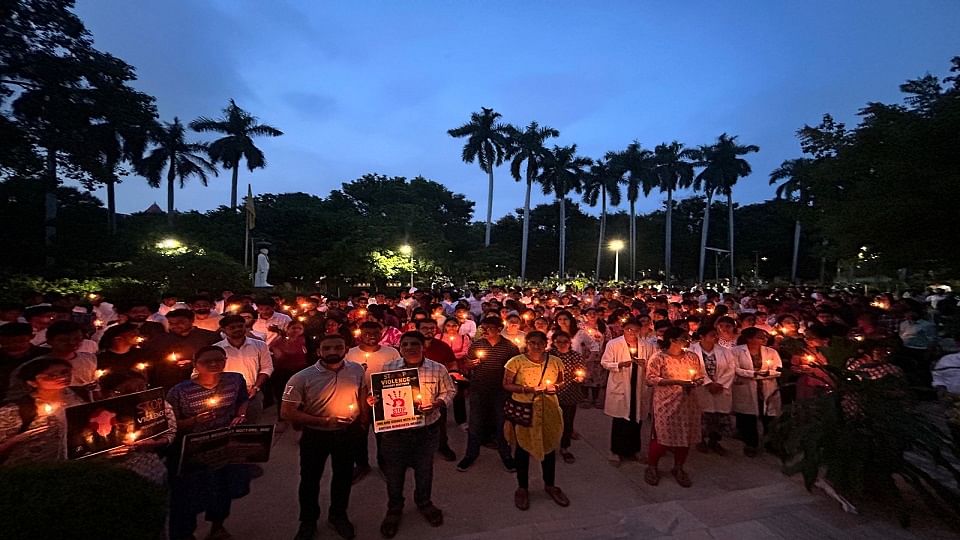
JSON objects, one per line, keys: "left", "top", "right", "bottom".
{"left": 75, "top": 0, "right": 960, "bottom": 218}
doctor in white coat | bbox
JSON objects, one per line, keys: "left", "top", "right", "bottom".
{"left": 689, "top": 328, "right": 737, "bottom": 455}
{"left": 730, "top": 327, "right": 782, "bottom": 457}
{"left": 601, "top": 318, "right": 657, "bottom": 464}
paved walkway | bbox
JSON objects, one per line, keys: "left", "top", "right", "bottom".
{"left": 196, "top": 407, "right": 954, "bottom": 539}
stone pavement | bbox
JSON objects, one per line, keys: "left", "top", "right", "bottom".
{"left": 195, "top": 407, "right": 955, "bottom": 540}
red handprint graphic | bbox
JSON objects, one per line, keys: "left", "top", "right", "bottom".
{"left": 387, "top": 391, "right": 408, "bottom": 418}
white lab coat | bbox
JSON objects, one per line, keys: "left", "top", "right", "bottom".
{"left": 601, "top": 336, "right": 656, "bottom": 421}
{"left": 690, "top": 342, "right": 737, "bottom": 413}
{"left": 730, "top": 345, "right": 783, "bottom": 416}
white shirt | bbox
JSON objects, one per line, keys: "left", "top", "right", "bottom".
{"left": 458, "top": 319, "right": 477, "bottom": 339}
{"left": 345, "top": 345, "right": 401, "bottom": 386}
{"left": 93, "top": 302, "right": 117, "bottom": 323}
{"left": 253, "top": 312, "right": 292, "bottom": 345}
{"left": 933, "top": 353, "right": 960, "bottom": 394}
{"left": 213, "top": 337, "right": 274, "bottom": 391}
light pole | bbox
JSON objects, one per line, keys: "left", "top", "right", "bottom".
{"left": 753, "top": 251, "right": 768, "bottom": 282}
{"left": 399, "top": 244, "right": 413, "bottom": 288}
{"left": 609, "top": 239, "right": 624, "bottom": 282}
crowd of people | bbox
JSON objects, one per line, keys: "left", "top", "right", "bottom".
{"left": 0, "top": 283, "right": 957, "bottom": 540}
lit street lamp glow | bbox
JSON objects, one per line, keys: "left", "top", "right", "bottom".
{"left": 609, "top": 239, "right": 625, "bottom": 281}
{"left": 399, "top": 244, "right": 414, "bottom": 288}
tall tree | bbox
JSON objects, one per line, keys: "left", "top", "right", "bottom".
{"left": 582, "top": 158, "right": 623, "bottom": 280}
{"left": 769, "top": 158, "right": 814, "bottom": 283}
{"left": 138, "top": 118, "right": 217, "bottom": 225}
{"left": 703, "top": 134, "right": 759, "bottom": 286}
{"left": 507, "top": 122, "right": 559, "bottom": 283}
{"left": 540, "top": 144, "right": 591, "bottom": 277}
{"left": 3, "top": 0, "right": 158, "bottom": 264}
{"left": 447, "top": 107, "right": 512, "bottom": 246}
{"left": 652, "top": 141, "right": 697, "bottom": 284}
{"left": 610, "top": 141, "right": 657, "bottom": 281}
{"left": 692, "top": 144, "right": 718, "bottom": 283}
{"left": 190, "top": 99, "right": 282, "bottom": 209}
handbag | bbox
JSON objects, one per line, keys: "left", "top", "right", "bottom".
{"left": 503, "top": 357, "right": 550, "bottom": 427}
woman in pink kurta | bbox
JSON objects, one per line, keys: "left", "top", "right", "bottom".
{"left": 644, "top": 327, "right": 704, "bottom": 488}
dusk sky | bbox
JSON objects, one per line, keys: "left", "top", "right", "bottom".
{"left": 74, "top": 0, "right": 960, "bottom": 219}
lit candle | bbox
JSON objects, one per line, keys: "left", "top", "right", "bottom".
{"left": 135, "top": 336, "right": 145, "bottom": 345}
{"left": 358, "top": 309, "right": 367, "bottom": 317}
{"left": 620, "top": 318, "right": 627, "bottom": 323}
{"left": 476, "top": 350, "right": 485, "bottom": 359}
{"left": 688, "top": 368, "right": 696, "bottom": 380}
{"left": 348, "top": 403, "right": 356, "bottom": 413}
{"left": 415, "top": 393, "right": 423, "bottom": 404}
{"left": 574, "top": 369, "right": 586, "bottom": 381}
{"left": 513, "top": 338, "right": 520, "bottom": 345}
{"left": 629, "top": 348, "right": 637, "bottom": 356}
{"left": 88, "top": 293, "right": 98, "bottom": 300}
{"left": 352, "top": 329, "right": 361, "bottom": 337}
{"left": 854, "top": 335, "right": 864, "bottom": 342}
{"left": 206, "top": 396, "right": 220, "bottom": 407}
{"left": 804, "top": 354, "right": 815, "bottom": 364}
{"left": 125, "top": 431, "right": 140, "bottom": 444}
{"left": 135, "top": 362, "right": 148, "bottom": 371}
{"left": 41, "top": 403, "right": 55, "bottom": 415}
{"left": 449, "top": 336, "right": 456, "bottom": 343}
{"left": 545, "top": 379, "right": 552, "bottom": 386}
{"left": 765, "top": 359, "right": 773, "bottom": 371}
{"left": 298, "top": 316, "right": 306, "bottom": 322}
{"left": 168, "top": 353, "right": 178, "bottom": 363}
{"left": 94, "top": 319, "right": 104, "bottom": 328}
{"left": 228, "top": 303, "right": 241, "bottom": 313}
{"left": 95, "top": 369, "right": 108, "bottom": 378}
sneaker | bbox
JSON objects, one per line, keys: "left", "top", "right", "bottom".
{"left": 456, "top": 457, "right": 475, "bottom": 472}
{"left": 502, "top": 458, "right": 517, "bottom": 473}
{"left": 327, "top": 515, "right": 355, "bottom": 539}
{"left": 438, "top": 445, "right": 457, "bottom": 462}
{"left": 293, "top": 522, "right": 316, "bottom": 540}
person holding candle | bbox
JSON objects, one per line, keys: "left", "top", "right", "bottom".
{"left": 268, "top": 320, "right": 308, "bottom": 431}
{"left": 790, "top": 325, "right": 832, "bottom": 401}
{"left": 96, "top": 322, "right": 148, "bottom": 374}
{"left": 0, "top": 322, "right": 49, "bottom": 403}
{"left": 731, "top": 327, "right": 783, "bottom": 457}
{"left": 547, "top": 331, "right": 586, "bottom": 464}
{"left": 8, "top": 320, "right": 98, "bottom": 402}
{"left": 282, "top": 333, "right": 367, "bottom": 540}
{"left": 457, "top": 317, "right": 520, "bottom": 473}
{"left": 344, "top": 321, "right": 401, "bottom": 481}
{"left": 166, "top": 345, "right": 250, "bottom": 540}
{"left": 375, "top": 331, "right": 456, "bottom": 538}
{"left": 0, "top": 357, "right": 87, "bottom": 465}
{"left": 145, "top": 308, "right": 220, "bottom": 392}
{"left": 644, "top": 326, "right": 704, "bottom": 487}
{"left": 601, "top": 318, "right": 656, "bottom": 465}
{"left": 441, "top": 317, "right": 471, "bottom": 429}
{"left": 214, "top": 315, "right": 274, "bottom": 423}
{"left": 502, "top": 330, "right": 568, "bottom": 510}
{"left": 501, "top": 313, "right": 527, "bottom": 352}
{"left": 689, "top": 327, "right": 737, "bottom": 456}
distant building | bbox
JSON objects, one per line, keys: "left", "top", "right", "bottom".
{"left": 144, "top": 203, "right": 164, "bottom": 214}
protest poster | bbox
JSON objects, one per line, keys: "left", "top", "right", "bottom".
{"left": 178, "top": 424, "right": 274, "bottom": 475}
{"left": 371, "top": 367, "right": 425, "bottom": 433}
{"left": 65, "top": 388, "right": 170, "bottom": 460}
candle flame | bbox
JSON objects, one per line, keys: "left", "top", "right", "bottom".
{"left": 352, "top": 329, "right": 361, "bottom": 337}
{"left": 168, "top": 353, "right": 178, "bottom": 362}
{"left": 206, "top": 397, "right": 219, "bottom": 407}
{"left": 135, "top": 362, "right": 148, "bottom": 371}
{"left": 135, "top": 337, "right": 145, "bottom": 344}
{"left": 96, "top": 369, "right": 107, "bottom": 378}
{"left": 125, "top": 431, "right": 140, "bottom": 443}
{"left": 42, "top": 403, "right": 54, "bottom": 415}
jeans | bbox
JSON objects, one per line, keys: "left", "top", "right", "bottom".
{"left": 298, "top": 427, "right": 357, "bottom": 522}
{"left": 514, "top": 446, "right": 555, "bottom": 490}
{"left": 380, "top": 421, "right": 440, "bottom": 510}
{"left": 169, "top": 465, "right": 249, "bottom": 540}
{"left": 464, "top": 389, "right": 511, "bottom": 463}
{"left": 452, "top": 379, "right": 468, "bottom": 424}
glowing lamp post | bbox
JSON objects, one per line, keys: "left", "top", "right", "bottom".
{"left": 609, "top": 240, "right": 625, "bottom": 282}
{"left": 399, "top": 244, "right": 414, "bottom": 288}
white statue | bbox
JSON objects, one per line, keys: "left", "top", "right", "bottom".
{"left": 254, "top": 248, "right": 272, "bottom": 288}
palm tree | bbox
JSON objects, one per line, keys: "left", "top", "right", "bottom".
{"left": 190, "top": 99, "right": 282, "bottom": 209}
{"left": 507, "top": 121, "right": 559, "bottom": 283}
{"left": 582, "top": 158, "right": 623, "bottom": 280}
{"left": 707, "top": 134, "right": 760, "bottom": 286}
{"left": 447, "top": 107, "right": 512, "bottom": 246}
{"left": 137, "top": 117, "right": 218, "bottom": 225}
{"left": 540, "top": 144, "right": 592, "bottom": 277}
{"left": 610, "top": 141, "right": 657, "bottom": 280}
{"left": 652, "top": 141, "right": 697, "bottom": 284}
{"left": 769, "top": 158, "right": 813, "bottom": 283}
{"left": 87, "top": 115, "right": 156, "bottom": 234}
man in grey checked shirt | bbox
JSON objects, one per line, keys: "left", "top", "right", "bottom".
{"left": 374, "top": 331, "right": 456, "bottom": 538}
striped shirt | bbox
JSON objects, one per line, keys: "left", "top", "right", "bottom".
{"left": 466, "top": 337, "right": 520, "bottom": 392}
{"left": 166, "top": 372, "right": 248, "bottom": 433}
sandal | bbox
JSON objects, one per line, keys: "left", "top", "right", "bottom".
{"left": 379, "top": 511, "right": 402, "bottom": 538}
{"left": 545, "top": 486, "right": 570, "bottom": 507}
{"left": 514, "top": 488, "right": 530, "bottom": 511}
{"left": 672, "top": 468, "right": 692, "bottom": 488}
{"left": 560, "top": 449, "right": 576, "bottom": 464}
{"left": 644, "top": 466, "right": 660, "bottom": 486}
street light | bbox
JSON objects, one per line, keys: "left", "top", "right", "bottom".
{"left": 609, "top": 239, "right": 625, "bottom": 282}
{"left": 399, "top": 244, "right": 414, "bottom": 288}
